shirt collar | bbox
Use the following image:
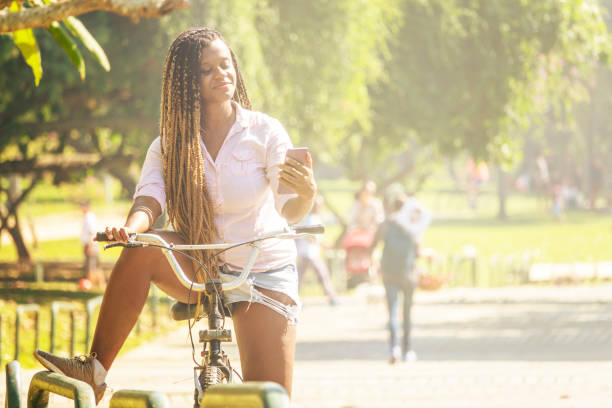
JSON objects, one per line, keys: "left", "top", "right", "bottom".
{"left": 233, "top": 101, "right": 250, "bottom": 129}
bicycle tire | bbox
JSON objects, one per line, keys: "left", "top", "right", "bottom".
{"left": 194, "top": 365, "right": 224, "bottom": 408}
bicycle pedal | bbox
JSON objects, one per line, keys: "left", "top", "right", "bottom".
{"left": 199, "top": 329, "right": 232, "bottom": 342}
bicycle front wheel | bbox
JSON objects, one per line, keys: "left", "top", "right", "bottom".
{"left": 195, "top": 365, "right": 225, "bottom": 408}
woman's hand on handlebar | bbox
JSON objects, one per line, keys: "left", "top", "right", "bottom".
{"left": 97, "top": 226, "right": 134, "bottom": 242}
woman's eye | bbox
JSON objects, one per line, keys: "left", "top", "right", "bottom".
{"left": 201, "top": 68, "right": 212, "bottom": 75}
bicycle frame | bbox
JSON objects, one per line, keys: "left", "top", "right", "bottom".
{"left": 100, "top": 225, "right": 324, "bottom": 407}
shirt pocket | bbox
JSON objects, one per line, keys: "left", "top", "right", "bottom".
{"left": 230, "top": 147, "right": 259, "bottom": 175}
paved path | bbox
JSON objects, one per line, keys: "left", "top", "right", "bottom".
{"left": 3, "top": 285, "right": 612, "bottom": 407}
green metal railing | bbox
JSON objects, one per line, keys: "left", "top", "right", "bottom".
{"left": 201, "top": 382, "right": 289, "bottom": 408}
{"left": 7, "top": 364, "right": 288, "bottom": 408}
{"left": 49, "top": 301, "right": 78, "bottom": 356}
{"left": 109, "top": 390, "right": 170, "bottom": 408}
{"left": 27, "top": 371, "right": 95, "bottom": 408}
{"left": 15, "top": 304, "right": 41, "bottom": 361}
{"left": 84, "top": 296, "right": 103, "bottom": 352}
{"left": 6, "top": 361, "right": 22, "bottom": 408}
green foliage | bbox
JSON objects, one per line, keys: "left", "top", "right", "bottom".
{"left": 8, "top": 2, "right": 42, "bottom": 85}
{"left": 63, "top": 16, "right": 110, "bottom": 72}
{"left": 46, "top": 21, "right": 85, "bottom": 80}
{"left": 0, "top": 12, "right": 171, "bottom": 159}
{"left": 6, "top": 0, "right": 607, "bottom": 176}
{"left": 4, "top": 0, "right": 111, "bottom": 85}
{"left": 166, "top": 0, "right": 402, "bottom": 165}
{"left": 370, "top": 0, "right": 610, "bottom": 169}
{"left": 259, "top": 0, "right": 402, "bottom": 160}
{"left": 2, "top": 0, "right": 612, "bottom": 263}
{"left": 10, "top": 27, "right": 41, "bottom": 85}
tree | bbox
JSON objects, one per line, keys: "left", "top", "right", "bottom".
{"left": 1, "top": 0, "right": 187, "bottom": 85}
{"left": 0, "top": 11, "right": 174, "bottom": 262}
{"left": 366, "top": 0, "right": 610, "bottom": 218}
{"left": 168, "top": 0, "right": 402, "bottom": 158}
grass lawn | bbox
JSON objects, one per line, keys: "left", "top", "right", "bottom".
{"left": 319, "top": 180, "right": 611, "bottom": 262}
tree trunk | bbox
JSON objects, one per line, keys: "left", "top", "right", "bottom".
{"left": 106, "top": 166, "right": 136, "bottom": 199}
{"left": 0, "top": 0, "right": 189, "bottom": 33}
{"left": 7, "top": 217, "right": 31, "bottom": 263}
{"left": 1, "top": 174, "right": 40, "bottom": 264}
{"left": 497, "top": 166, "right": 507, "bottom": 219}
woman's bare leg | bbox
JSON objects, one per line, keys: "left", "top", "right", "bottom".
{"left": 90, "top": 231, "right": 195, "bottom": 371}
{"left": 231, "top": 288, "right": 297, "bottom": 397}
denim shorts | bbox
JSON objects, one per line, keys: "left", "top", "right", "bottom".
{"left": 219, "top": 264, "right": 301, "bottom": 324}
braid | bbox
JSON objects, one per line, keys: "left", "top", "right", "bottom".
{"left": 159, "top": 28, "right": 251, "bottom": 281}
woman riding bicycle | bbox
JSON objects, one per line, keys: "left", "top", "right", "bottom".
{"left": 34, "top": 27, "right": 316, "bottom": 404}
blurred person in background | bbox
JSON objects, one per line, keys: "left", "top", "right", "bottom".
{"left": 80, "top": 200, "right": 104, "bottom": 286}
{"left": 465, "top": 158, "right": 489, "bottom": 209}
{"left": 534, "top": 153, "right": 551, "bottom": 208}
{"left": 371, "top": 188, "right": 430, "bottom": 364}
{"left": 344, "top": 181, "right": 385, "bottom": 288}
{"left": 296, "top": 196, "right": 339, "bottom": 306}
{"left": 589, "top": 154, "right": 604, "bottom": 210}
{"left": 349, "top": 180, "right": 384, "bottom": 233}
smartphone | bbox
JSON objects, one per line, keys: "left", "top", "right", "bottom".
{"left": 278, "top": 147, "right": 309, "bottom": 194}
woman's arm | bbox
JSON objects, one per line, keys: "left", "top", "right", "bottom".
{"left": 282, "top": 195, "right": 315, "bottom": 225}
{"left": 102, "top": 196, "right": 162, "bottom": 241}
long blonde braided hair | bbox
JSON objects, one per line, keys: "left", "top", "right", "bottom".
{"left": 159, "top": 28, "right": 251, "bottom": 281}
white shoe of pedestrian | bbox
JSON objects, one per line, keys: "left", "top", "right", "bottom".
{"left": 403, "top": 350, "right": 417, "bottom": 363}
{"left": 389, "top": 346, "right": 401, "bottom": 365}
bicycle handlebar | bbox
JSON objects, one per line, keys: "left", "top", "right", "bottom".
{"left": 96, "top": 232, "right": 135, "bottom": 242}
{"left": 96, "top": 224, "right": 324, "bottom": 292}
{"left": 292, "top": 224, "right": 325, "bottom": 234}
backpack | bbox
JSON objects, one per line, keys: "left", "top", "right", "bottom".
{"left": 380, "top": 220, "right": 417, "bottom": 284}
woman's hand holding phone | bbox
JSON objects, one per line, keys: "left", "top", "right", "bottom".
{"left": 277, "top": 147, "right": 316, "bottom": 199}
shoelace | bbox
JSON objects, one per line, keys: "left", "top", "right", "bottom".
{"left": 73, "top": 352, "right": 97, "bottom": 363}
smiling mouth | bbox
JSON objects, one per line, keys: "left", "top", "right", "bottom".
{"left": 214, "top": 83, "right": 232, "bottom": 89}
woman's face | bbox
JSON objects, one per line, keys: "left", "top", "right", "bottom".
{"left": 199, "top": 38, "right": 236, "bottom": 104}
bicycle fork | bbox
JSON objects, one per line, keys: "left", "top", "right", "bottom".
{"left": 194, "top": 279, "right": 233, "bottom": 406}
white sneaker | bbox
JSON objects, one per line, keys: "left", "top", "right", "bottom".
{"left": 403, "top": 350, "right": 417, "bottom": 363}
{"left": 389, "top": 346, "right": 401, "bottom": 365}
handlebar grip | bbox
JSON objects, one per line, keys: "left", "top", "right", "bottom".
{"left": 95, "top": 232, "right": 137, "bottom": 242}
{"left": 293, "top": 224, "right": 325, "bottom": 234}
{"left": 96, "top": 232, "right": 111, "bottom": 242}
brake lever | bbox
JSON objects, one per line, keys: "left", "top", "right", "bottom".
{"left": 104, "top": 242, "right": 146, "bottom": 250}
{"left": 277, "top": 232, "right": 316, "bottom": 240}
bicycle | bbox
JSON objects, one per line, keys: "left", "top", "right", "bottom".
{"left": 96, "top": 224, "right": 324, "bottom": 407}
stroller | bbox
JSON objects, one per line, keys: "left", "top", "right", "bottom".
{"left": 342, "top": 229, "right": 375, "bottom": 289}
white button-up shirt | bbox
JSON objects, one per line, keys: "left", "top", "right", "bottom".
{"left": 134, "top": 103, "right": 297, "bottom": 272}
